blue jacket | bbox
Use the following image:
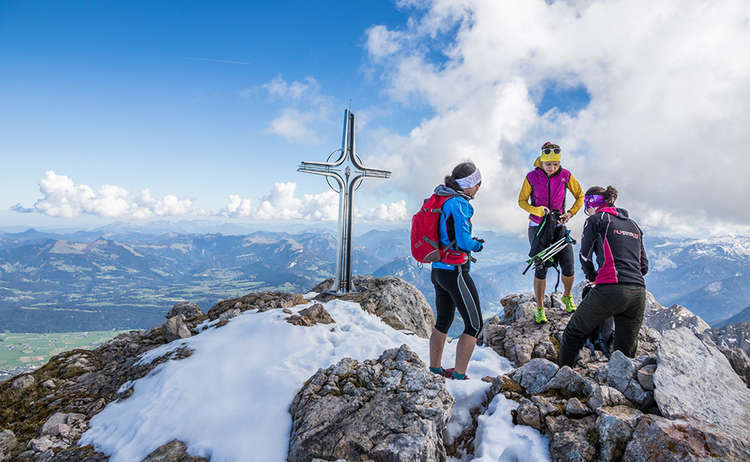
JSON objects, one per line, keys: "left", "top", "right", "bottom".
{"left": 431, "top": 185, "right": 483, "bottom": 271}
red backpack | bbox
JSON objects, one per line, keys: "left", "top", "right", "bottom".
{"left": 410, "top": 194, "right": 469, "bottom": 265}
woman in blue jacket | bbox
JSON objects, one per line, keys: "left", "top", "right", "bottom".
{"left": 429, "top": 162, "right": 485, "bottom": 380}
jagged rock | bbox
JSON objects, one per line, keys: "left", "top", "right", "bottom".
{"left": 531, "top": 395, "right": 562, "bottom": 419}
{"left": 654, "top": 327, "right": 750, "bottom": 439}
{"left": 564, "top": 398, "right": 590, "bottom": 417}
{"left": 40, "top": 412, "right": 85, "bottom": 439}
{"left": 218, "top": 308, "right": 241, "bottom": 322}
{"left": 140, "top": 440, "right": 208, "bottom": 461}
{"left": 0, "top": 430, "right": 17, "bottom": 462}
{"left": 26, "top": 435, "right": 65, "bottom": 452}
{"left": 288, "top": 344, "right": 453, "bottom": 462}
{"left": 623, "top": 414, "right": 750, "bottom": 461}
{"left": 540, "top": 366, "right": 586, "bottom": 395}
{"left": 705, "top": 322, "right": 750, "bottom": 386}
{"left": 41, "top": 379, "right": 56, "bottom": 390}
{"left": 606, "top": 351, "right": 635, "bottom": 392}
{"left": 586, "top": 384, "right": 629, "bottom": 410}
{"left": 166, "top": 302, "right": 204, "bottom": 320}
{"left": 643, "top": 302, "right": 710, "bottom": 334}
{"left": 10, "top": 375, "right": 34, "bottom": 390}
{"left": 162, "top": 315, "right": 192, "bottom": 342}
{"left": 596, "top": 405, "right": 642, "bottom": 462}
{"left": 286, "top": 304, "right": 335, "bottom": 326}
{"left": 43, "top": 445, "right": 109, "bottom": 461}
{"left": 208, "top": 292, "right": 307, "bottom": 320}
{"left": 606, "top": 351, "right": 653, "bottom": 410}
{"left": 515, "top": 398, "right": 543, "bottom": 430}
{"left": 548, "top": 416, "right": 597, "bottom": 462}
{"left": 636, "top": 364, "right": 656, "bottom": 391}
{"left": 511, "top": 358, "right": 559, "bottom": 395}
{"left": 313, "top": 276, "right": 434, "bottom": 338}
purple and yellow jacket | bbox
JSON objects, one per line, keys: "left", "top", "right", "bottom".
{"left": 518, "top": 157, "right": 584, "bottom": 224}
{"left": 579, "top": 207, "right": 649, "bottom": 286}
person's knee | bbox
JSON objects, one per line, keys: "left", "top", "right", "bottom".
{"left": 463, "top": 325, "right": 481, "bottom": 338}
{"left": 434, "top": 318, "right": 451, "bottom": 334}
{"left": 534, "top": 268, "right": 548, "bottom": 280}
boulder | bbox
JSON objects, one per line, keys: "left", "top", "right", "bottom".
{"left": 286, "top": 304, "right": 335, "bottom": 327}
{"left": 0, "top": 430, "right": 17, "bottom": 462}
{"left": 511, "top": 358, "right": 559, "bottom": 395}
{"left": 705, "top": 322, "right": 750, "bottom": 386}
{"left": 140, "top": 440, "right": 208, "bottom": 461}
{"left": 564, "top": 398, "right": 590, "bottom": 417}
{"left": 162, "top": 315, "right": 192, "bottom": 342}
{"left": 596, "top": 406, "right": 642, "bottom": 462}
{"left": 208, "top": 292, "right": 307, "bottom": 320}
{"left": 313, "top": 276, "right": 434, "bottom": 338}
{"left": 10, "top": 375, "right": 35, "bottom": 390}
{"left": 165, "top": 302, "right": 204, "bottom": 320}
{"left": 636, "top": 364, "right": 655, "bottom": 391}
{"left": 288, "top": 344, "right": 453, "bottom": 462}
{"left": 654, "top": 327, "right": 750, "bottom": 439}
{"left": 547, "top": 416, "right": 597, "bottom": 462}
{"left": 607, "top": 351, "right": 653, "bottom": 410}
{"left": 623, "top": 414, "right": 750, "bottom": 461}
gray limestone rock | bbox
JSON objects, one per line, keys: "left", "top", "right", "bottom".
{"left": 540, "top": 366, "right": 586, "bottom": 395}
{"left": 587, "top": 384, "right": 629, "bottom": 410}
{"left": 515, "top": 398, "right": 543, "bottom": 430}
{"left": 595, "top": 405, "right": 642, "bottom": 462}
{"left": 564, "top": 398, "right": 590, "bottom": 417}
{"left": 11, "top": 375, "right": 35, "bottom": 390}
{"left": 606, "top": 351, "right": 635, "bottom": 393}
{"left": 140, "top": 440, "right": 208, "bottom": 461}
{"left": 511, "top": 358, "right": 559, "bottom": 395}
{"left": 548, "top": 416, "right": 597, "bottom": 462}
{"left": 623, "top": 414, "right": 750, "bottom": 461}
{"left": 636, "top": 364, "right": 656, "bottom": 391}
{"left": 286, "top": 304, "right": 335, "bottom": 327}
{"left": 165, "top": 302, "right": 204, "bottom": 320}
{"left": 654, "top": 327, "right": 750, "bottom": 439}
{"left": 0, "top": 430, "right": 17, "bottom": 462}
{"left": 162, "top": 314, "right": 192, "bottom": 342}
{"left": 288, "top": 344, "right": 454, "bottom": 462}
{"left": 313, "top": 276, "right": 434, "bottom": 338}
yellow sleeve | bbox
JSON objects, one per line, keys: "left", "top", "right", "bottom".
{"left": 518, "top": 178, "right": 547, "bottom": 217}
{"left": 567, "top": 174, "right": 585, "bottom": 216}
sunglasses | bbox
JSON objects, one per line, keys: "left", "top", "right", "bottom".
{"left": 542, "top": 148, "right": 561, "bottom": 155}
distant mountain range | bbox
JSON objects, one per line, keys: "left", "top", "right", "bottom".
{"left": 1, "top": 227, "right": 749, "bottom": 332}
{"left": 714, "top": 306, "right": 750, "bottom": 328}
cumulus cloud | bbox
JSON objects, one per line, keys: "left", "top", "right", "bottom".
{"left": 18, "top": 171, "right": 193, "bottom": 219}
{"left": 217, "top": 183, "right": 409, "bottom": 223}
{"left": 262, "top": 75, "right": 334, "bottom": 144}
{"left": 365, "top": 0, "right": 750, "bottom": 234}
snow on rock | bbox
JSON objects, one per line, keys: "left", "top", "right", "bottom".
{"left": 79, "top": 296, "right": 519, "bottom": 461}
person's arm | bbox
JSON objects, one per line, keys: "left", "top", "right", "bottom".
{"left": 566, "top": 174, "right": 585, "bottom": 216}
{"left": 449, "top": 200, "right": 483, "bottom": 252}
{"left": 579, "top": 217, "right": 598, "bottom": 282}
{"left": 638, "top": 228, "right": 649, "bottom": 276}
{"left": 518, "top": 178, "right": 547, "bottom": 217}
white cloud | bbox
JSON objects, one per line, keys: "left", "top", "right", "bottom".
{"left": 262, "top": 75, "right": 334, "bottom": 145}
{"left": 360, "top": 200, "right": 409, "bottom": 222}
{"left": 21, "top": 171, "right": 193, "bottom": 219}
{"left": 219, "top": 194, "right": 252, "bottom": 218}
{"left": 365, "top": 0, "right": 750, "bottom": 233}
{"left": 265, "top": 108, "right": 319, "bottom": 144}
{"left": 217, "top": 183, "right": 407, "bottom": 223}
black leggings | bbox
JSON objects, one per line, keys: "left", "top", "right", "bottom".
{"left": 557, "top": 284, "right": 646, "bottom": 367}
{"left": 528, "top": 226, "right": 575, "bottom": 279}
{"left": 432, "top": 268, "right": 483, "bottom": 338}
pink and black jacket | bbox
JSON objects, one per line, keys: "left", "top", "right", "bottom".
{"left": 579, "top": 207, "right": 649, "bottom": 286}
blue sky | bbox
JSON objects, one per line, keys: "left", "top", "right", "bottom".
{"left": 2, "top": 1, "right": 748, "bottom": 235}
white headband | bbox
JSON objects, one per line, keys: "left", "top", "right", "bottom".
{"left": 456, "top": 169, "right": 482, "bottom": 189}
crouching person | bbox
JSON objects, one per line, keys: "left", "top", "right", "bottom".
{"left": 557, "top": 186, "right": 649, "bottom": 367}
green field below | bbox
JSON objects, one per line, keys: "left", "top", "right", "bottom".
{"left": 0, "top": 330, "right": 123, "bottom": 381}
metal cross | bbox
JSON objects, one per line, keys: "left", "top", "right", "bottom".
{"left": 298, "top": 109, "right": 391, "bottom": 295}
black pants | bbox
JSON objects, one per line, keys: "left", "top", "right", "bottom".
{"left": 558, "top": 284, "right": 646, "bottom": 367}
{"left": 432, "top": 268, "right": 483, "bottom": 338}
{"left": 528, "top": 226, "right": 574, "bottom": 279}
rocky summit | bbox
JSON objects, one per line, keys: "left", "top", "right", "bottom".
{"left": 1, "top": 277, "right": 750, "bottom": 461}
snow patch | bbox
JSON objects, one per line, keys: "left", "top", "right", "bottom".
{"left": 81, "top": 299, "right": 532, "bottom": 461}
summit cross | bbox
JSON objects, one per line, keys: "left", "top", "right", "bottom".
{"left": 297, "top": 109, "right": 391, "bottom": 295}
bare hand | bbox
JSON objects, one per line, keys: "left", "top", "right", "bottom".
{"left": 558, "top": 212, "right": 572, "bottom": 224}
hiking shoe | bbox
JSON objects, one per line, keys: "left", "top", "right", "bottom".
{"left": 441, "top": 368, "right": 455, "bottom": 379}
{"left": 562, "top": 295, "right": 577, "bottom": 313}
{"left": 452, "top": 370, "right": 469, "bottom": 380}
{"left": 535, "top": 306, "right": 548, "bottom": 324}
